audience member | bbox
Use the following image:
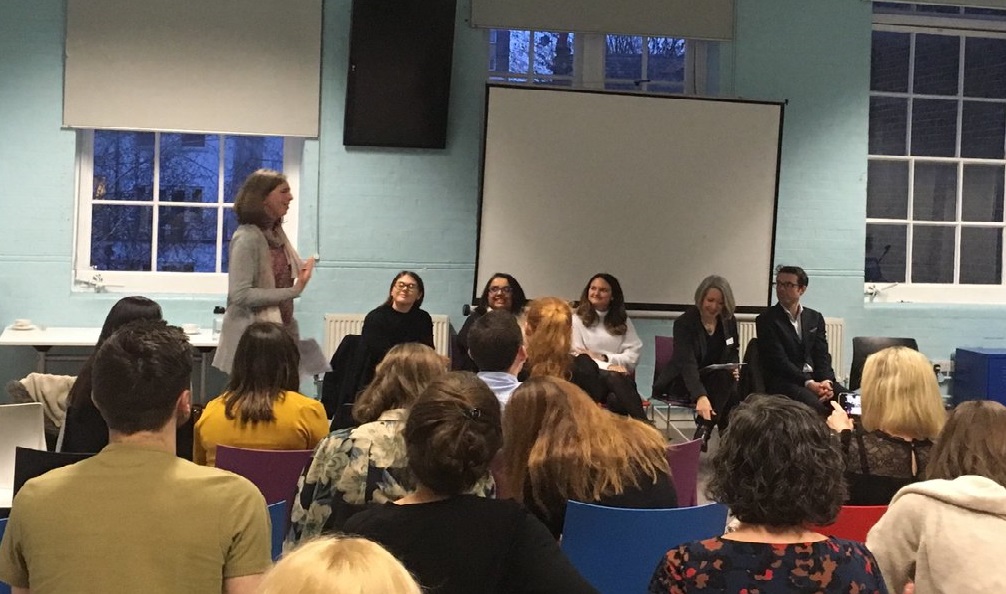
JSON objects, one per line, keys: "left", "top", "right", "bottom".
{"left": 755, "top": 265, "right": 846, "bottom": 413}
{"left": 467, "top": 310, "right": 525, "bottom": 408}
{"left": 649, "top": 394, "right": 888, "bottom": 593}
{"left": 456, "top": 273, "right": 528, "bottom": 371}
{"left": 343, "top": 372, "right": 598, "bottom": 594}
{"left": 195, "top": 322, "right": 327, "bottom": 466}
{"left": 524, "top": 296, "right": 646, "bottom": 419}
{"left": 572, "top": 273, "right": 643, "bottom": 372}
{"left": 0, "top": 320, "right": 271, "bottom": 593}
{"left": 213, "top": 169, "right": 314, "bottom": 374}
{"left": 287, "top": 344, "right": 493, "bottom": 546}
{"left": 653, "top": 275, "right": 741, "bottom": 450}
{"left": 867, "top": 400, "right": 1006, "bottom": 594}
{"left": 361, "top": 270, "right": 435, "bottom": 362}
{"left": 827, "top": 346, "right": 946, "bottom": 504}
{"left": 258, "top": 536, "right": 421, "bottom": 594}
{"left": 502, "top": 377, "right": 676, "bottom": 538}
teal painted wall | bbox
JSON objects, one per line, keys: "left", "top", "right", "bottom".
{"left": 3, "top": 0, "right": 1006, "bottom": 397}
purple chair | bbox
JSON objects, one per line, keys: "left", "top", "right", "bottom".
{"left": 214, "top": 445, "right": 314, "bottom": 521}
{"left": 651, "top": 336, "right": 675, "bottom": 398}
{"left": 665, "top": 439, "right": 702, "bottom": 507}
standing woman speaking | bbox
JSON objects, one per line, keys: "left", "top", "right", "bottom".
{"left": 213, "top": 169, "right": 315, "bottom": 374}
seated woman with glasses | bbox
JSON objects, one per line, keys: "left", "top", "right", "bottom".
{"left": 456, "top": 273, "right": 528, "bottom": 372}
{"left": 361, "top": 270, "right": 435, "bottom": 363}
{"left": 827, "top": 346, "right": 946, "bottom": 505}
{"left": 571, "top": 273, "right": 642, "bottom": 374}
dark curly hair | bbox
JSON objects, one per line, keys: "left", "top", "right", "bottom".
{"left": 707, "top": 394, "right": 846, "bottom": 526}
{"left": 403, "top": 372, "right": 502, "bottom": 496}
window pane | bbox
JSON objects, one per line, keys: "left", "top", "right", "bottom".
{"left": 647, "top": 37, "right": 686, "bottom": 85}
{"left": 871, "top": 31, "right": 910, "bottom": 93}
{"left": 962, "top": 164, "right": 1005, "bottom": 222}
{"left": 912, "top": 225, "right": 955, "bottom": 283}
{"left": 865, "top": 223, "right": 907, "bottom": 283}
{"left": 221, "top": 208, "right": 239, "bottom": 273}
{"left": 868, "top": 160, "right": 909, "bottom": 219}
{"left": 960, "top": 227, "right": 1002, "bottom": 284}
{"left": 961, "top": 101, "right": 1006, "bottom": 159}
{"left": 157, "top": 206, "right": 218, "bottom": 272}
{"left": 605, "top": 35, "right": 643, "bottom": 81}
{"left": 506, "top": 30, "right": 531, "bottom": 74}
{"left": 647, "top": 82, "right": 684, "bottom": 95}
{"left": 90, "top": 205, "right": 152, "bottom": 271}
{"left": 93, "top": 131, "right": 154, "bottom": 201}
{"left": 533, "top": 32, "right": 573, "bottom": 76}
{"left": 913, "top": 34, "right": 960, "bottom": 96}
{"left": 911, "top": 99, "right": 957, "bottom": 157}
{"left": 160, "top": 133, "right": 219, "bottom": 204}
{"left": 869, "top": 97, "right": 908, "bottom": 155}
{"left": 964, "top": 37, "right": 1006, "bottom": 99}
{"left": 913, "top": 162, "right": 958, "bottom": 222}
{"left": 225, "top": 136, "right": 285, "bottom": 203}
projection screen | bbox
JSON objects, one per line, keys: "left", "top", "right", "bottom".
{"left": 476, "top": 85, "right": 784, "bottom": 311}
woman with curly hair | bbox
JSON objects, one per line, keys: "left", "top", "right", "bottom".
{"left": 343, "top": 372, "right": 597, "bottom": 594}
{"left": 827, "top": 346, "right": 946, "bottom": 505}
{"left": 502, "top": 377, "right": 676, "bottom": 538}
{"left": 867, "top": 400, "right": 1006, "bottom": 594}
{"left": 649, "top": 394, "right": 888, "bottom": 593}
{"left": 456, "top": 273, "right": 528, "bottom": 372}
{"left": 524, "top": 297, "right": 646, "bottom": 419}
{"left": 286, "top": 344, "right": 493, "bottom": 547}
{"left": 572, "top": 273, "right": 642, "bottom": 373}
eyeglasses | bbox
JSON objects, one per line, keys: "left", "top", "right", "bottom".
{"left": 773, "top": 281, "right": 800, "bottom": 290}
{"left": 488, "top": 286, "right": 513, "bottom": 295}
{"left": 394, "top": 282, "right": 418, "bottom": 292}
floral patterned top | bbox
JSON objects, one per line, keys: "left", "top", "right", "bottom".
{"left": 648, "top": 536, "right": 889, "bottom": 594}
{"left": 285, "top": 409, "right": 495, "bottom": 549}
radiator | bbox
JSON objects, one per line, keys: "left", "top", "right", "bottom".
{"left": 323, "top": 313, "right": 452, "bottom": 359}
{"left": 736, "top": 316, "right": 845, "bottom": 380}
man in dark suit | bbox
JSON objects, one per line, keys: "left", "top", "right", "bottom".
{"left": 755, "top": 265, "right": 844, "bottom": 413}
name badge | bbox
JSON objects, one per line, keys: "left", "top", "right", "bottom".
{"left": 726, "top": 337, "right": 735, "bottom": 346}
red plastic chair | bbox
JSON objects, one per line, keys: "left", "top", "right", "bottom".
{"left": 215, "top": 445, "right": 314, "bottom": 512}
{"left": 811, "top": 505, "right": 888, "bottom": 542}
{"left": 665, "top": 439, "right": 702, "bottom": 507}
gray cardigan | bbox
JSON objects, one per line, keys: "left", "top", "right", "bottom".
{"left": 212, "top": 224, "right": 302, "bottom": 373}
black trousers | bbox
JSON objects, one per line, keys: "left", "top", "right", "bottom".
{"left": 772, "top": 379, "right": 848, "bottom": 415}
{"left": 693, "top": 369, "right": 740, "bottom": 433}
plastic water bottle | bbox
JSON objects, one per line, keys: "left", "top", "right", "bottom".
{"left": 213, "top": 306, "right": 225, "bottom": 337}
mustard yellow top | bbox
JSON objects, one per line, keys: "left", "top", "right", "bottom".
{"left": 194, "top": 390, "right": 329, "bottom": 466}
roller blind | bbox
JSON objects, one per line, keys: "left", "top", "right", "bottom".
{"left": 64, "top": 0, "right": 322, "bottom": 137}
{"left": 470, "top": 0, "right": 734, "bottom": 41}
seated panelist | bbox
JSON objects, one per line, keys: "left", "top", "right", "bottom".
{"left": 571, "top": 273, "right": 642, "bottom": 373}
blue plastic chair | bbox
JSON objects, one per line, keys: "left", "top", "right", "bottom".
{"left": 561, "top": 501, "right": 729, "bottom": 594}
{"left": 268, "top": 501, "right": 288, "bottom": 561}
{"left": 0, "top": 517, "right": 10, "bottom": 594}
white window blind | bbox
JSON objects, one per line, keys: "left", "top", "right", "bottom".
{"left": 64, "top": 0, "right": 322, "bottom": 137}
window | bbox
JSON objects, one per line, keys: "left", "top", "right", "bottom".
{"left": 74, "top": 130, "right": 303, "bottom": 294}
{"left": 488, "top": 30, "right": 705, "bottom": 95}
{"left": 867, "top": 3, "right": 1006, "bottom": 302}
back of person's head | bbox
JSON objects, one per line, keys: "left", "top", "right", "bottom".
{"left": 233, "top": 168, "right": 287, "bottom": 226}
{"left": 68, "top": 296, "right": 164, "bottom": 407}
{"left": 403, "top": 372, "right": 502, "bottom": 496}
{"left": 502, "top": 376, "right": 669, "bottom": 516}
{"left": 477, "top": 273, "right": 528, "bottom": 315}
{"left": 775, "top": 265, "right": 809, "bottom": 287}
{"left": 524, "top": 297, "right": 573, "bottom": 379}
{"left": 467, "top": 310, "right": 523, "bottom": 372}
{"left": 575, "top": 273, "right": 628, "bottom": 334}
{"left": 258, "top": 536, "right": 421, "bottom": 594}
{"left": 926, "top": 400, "right": 1006, "bottom": 486}
{"left": 860, "top": 346, "right": 946, "bottom": 439}
{"left": 92, "top": 319, "right": 193, "bottom": 434}
{"left": 693, "top": 275, "right": 736, "bottom": 320}
{"left": 353, "top": 343, "right": 448, "bottom": 424}
{"left": 708, "top": 394, "right": 845, "bottom": 526}
{"left": 224, "top": 322, "right": 300, "bottom": 424}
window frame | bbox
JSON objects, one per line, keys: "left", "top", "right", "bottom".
{"left": 72, "top": 130, "right": 303, "bottom": 295}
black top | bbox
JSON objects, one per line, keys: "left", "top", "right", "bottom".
{"left": 361, "top": 304, "right": 435, "bottom": 359}
{"left": 653, "top": 306, "right": 739, "bottom": 403}
{"left": 841, "top": 426, "right": 933, "bottom": 505}
{"left": 454, "top": 309, "right": 483, "bottom": 372}
{"left": 343, "top": 495, "right": 598, "bottom": 594}
{"left": 526, "top": 470, "right": 678, "bottom": 539}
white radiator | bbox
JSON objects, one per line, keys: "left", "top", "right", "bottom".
{"left": 736, "top": 316, "right": 845, "bottom": 380}
{"left": 323, "top": 313, "right": 451, "bottom": 359}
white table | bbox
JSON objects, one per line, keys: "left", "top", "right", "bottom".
{"left": 0, "top": 326, "right": 219, "bottom": 402}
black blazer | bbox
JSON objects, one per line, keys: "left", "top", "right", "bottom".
{"left": 653, "top": 306, "right": 739, "bottom": 402}
{"left": 754, "top": 303, "right": 836, "bottom": 391}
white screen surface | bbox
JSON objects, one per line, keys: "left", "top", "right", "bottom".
{"left": 477, "top": 85, "right": 783, "bottom": 310}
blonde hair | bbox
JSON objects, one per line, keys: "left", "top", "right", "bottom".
{"left": 860, "top": 346, "right": 946, "bottom": 439}
{"left": 353, "top": 343, "right": 448, "bottom": 424}
{"left": 501, "top": 377, "right": 670, "bottom": 522}
{"left": 259, "top": 536, "right": 421, "bottom": 594}
{"left": 524, "top": 297, "right": 574, "bottom": 379}
{"left": 694, "top": 275, "right": 736, "bottom": 320}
